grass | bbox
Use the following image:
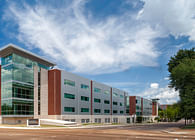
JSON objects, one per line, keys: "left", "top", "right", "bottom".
{"left": 181, "top": 123, "right": 195, "bottom": 129}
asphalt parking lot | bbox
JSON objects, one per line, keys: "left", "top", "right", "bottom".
{"left": 0, "top": 122, "right": 194, "bottom": 140}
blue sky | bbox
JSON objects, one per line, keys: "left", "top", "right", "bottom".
{"left": 0, "top": 0, "right": 195, "bottom": 104}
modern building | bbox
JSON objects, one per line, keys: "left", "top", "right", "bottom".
{"left": 160, "top": 104, "right": 171, "bottom": 111}
{"left": 0, "top": 44, "right": 158, "bottom": 124}
{"left": 128, "top": 96, "right": 154, "bottom": 122}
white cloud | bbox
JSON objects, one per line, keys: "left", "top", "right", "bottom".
{"left": 164, "top": 77, "right": 169, "bottom": 80}
{"left": 150, "top": 83, "right": 159, "bottom": 89}
{"left": 142, "top": 86, "right": 179, "bottom": 104}
{"left": 4, "top": 0, "right": 160, "bottom": 74}
{"left": 104, "top": 82, "right": 139, "bottom": 88}
{"left": 139, "top": 0, "right": 195, "bottom": 40}
{"left": 3, "top": 0, "right": 195, "bottom": 74}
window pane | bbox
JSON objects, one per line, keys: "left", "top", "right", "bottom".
{"left": 81, "top": 84, "right": 89, "bottom": 89}
{"left": 94, "top": 109, "right": 101, "bottom": 113}
{"left": 64, "top": 93, "right": 75, "bottom": 99}
{"left": 64, "top": 79, "right": 75, "bottom": 86}
{"left": 94, "top": 88, "right": 101, "bottom": 93}
{"left": 113, "top": 92, "right": 118, "bottom": 97}
{"left": 64, "top": 107, "right": 75, "bottom": 112}
{"left": 104, "top": 110, "right": 110, "bottom": 113}
{"left": 104, "top": 100, "right": 110, "bottom": 104}
{"left": 81, "top": 108, "right": 89, "bottom": 112}
{"left": 94, "top": 98, "right": 101, "bottom": 103}
{"left": 104, "top": 90, "right": 109, "bottom": 95}
{"left": 113, "top": 101, "right": 118, "bottom": 105}
{"left": 81, "top": 96, "right": 89, "bottom": 101}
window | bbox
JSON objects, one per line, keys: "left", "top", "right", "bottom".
{"left": 113, "top": 110, "right": 118, "bottom": 114}
{"left": 105, "top": 118, "right": 110, "bottom": 123}
{"left": 64, "top": 79, "right": 75, "bottom": 86}
{"left": 136, "top": 106, "right": 140, "bottom": 110}
{"left": 81, "top": 84, "right": 89, "bottom": 89}
{"left": 127, "top": 118, "right": 130, "bottom": 123}
{"left": 81, "top": 119, "right": 85, "bottom": 123}
{"left": 120, "top": 102, "right": 123, "bottom": 106}
{"left": 94, "top": 98, "right": 101, "bottom": 103}
{"left": 126, "top": 109, "right": 129, "bottom": 113}
{"left": 81, "top": 96, "right": 89, "bottom": 101}
{"left": 64, "top": 93, "right": 75, "bottom": 99}
{"left": 104, "top": 109, "right": 110, "bottom": 114}
{"left": 94, "top": 109, "right": 101, "bottom": 113}
{"left": 64, "top": 107, "right": 75, "bottom": 112}
{"left": 120, "top": 111, "right": 124, "bottom": 114}
{"left": 113, "top": 118, "right": 118, "bottom": 123}
{"left": 94, "top": 88, "right": 101, "bottom": 93}
{"left": 113, "top": 101, "right": 118, "bottom": 105}
{"left": 113, "top": 92, "right": 118, "bottom": 97}
{"left": 95, "top": 118, "right": 101, "bottom": 123}
{"left": 81, "top": 108, "right": 89, "bottom": 112}
{"left": 120, "top": 95, "right": 124, "bottom": 98}
{"left": 86, "top": 119, "right": 90, "bottom": 123}
{"left": 104, "top": 100, "right": 110, "bottom": 104}
{"left": 104, "top": 90, "right": 109, "bottom": 95}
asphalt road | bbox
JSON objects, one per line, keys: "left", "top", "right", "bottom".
{"left": 0, "top": 122, "right": 194, "bottom": 140}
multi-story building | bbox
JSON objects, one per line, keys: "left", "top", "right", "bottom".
{"left": 128, "top": 96, "right": 154, "bottom": 122}
{"left": 160, "top": 104, "right": 171, "bottom": 111}
{"left": 0, "top": 44, "right": 158, "bottom": 124}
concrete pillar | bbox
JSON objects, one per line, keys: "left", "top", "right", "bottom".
{"left": 34, "top": 66, "right": 39, "bottom": 118}
{"left": 40, "top": 68, "right": 48, "bottom": 118}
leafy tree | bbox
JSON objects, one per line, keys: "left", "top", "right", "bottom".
{"left": 168, "top": 48, "right": 195, "bottom": 124}
{"left": 158, "top": 103, "right": 180, "bottom": 122}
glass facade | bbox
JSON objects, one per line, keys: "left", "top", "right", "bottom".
{"left": 135, "top": 97, "right": 142, "bottom": 116}
{"left": 143, "top": 99, "right": 152, "bottom": 116}
{"left": 1, "top": 53, "right": 49, "bottom": 116}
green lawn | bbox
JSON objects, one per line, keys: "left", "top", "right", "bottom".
{"left": 182, "top": 123, "right": 195, "bottom": 129}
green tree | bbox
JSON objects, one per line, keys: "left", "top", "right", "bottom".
{"left": 168, "top": 48, "right": 195, "bottom": 124}
{"left": 158, "top": 104, "right": 180, "bottom": 122}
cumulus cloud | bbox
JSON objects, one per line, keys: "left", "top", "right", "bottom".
{"left": 3, "top": 0, "right": 195, "bottom": 74}
{"left": 150, "top": 83, "right": 159, "bottom": 89}
{"left": 3, "top": 0, "right": 160, "bottom": 74}
{"left": 139, "top": 0, "right": 195, "bottom": 40}
{"left": 164, "top": 77, "right": 169, "bottom": 80}
{"left": 142, "top": 85, "right": 179, "bottom": 104}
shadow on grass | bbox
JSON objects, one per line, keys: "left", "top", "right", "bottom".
{"left": 181, "top": 123, "right": 195, "bottom": 129}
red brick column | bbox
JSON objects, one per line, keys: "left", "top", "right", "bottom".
{"left": 48, "top": 69, "right": 61, "bottom": 115}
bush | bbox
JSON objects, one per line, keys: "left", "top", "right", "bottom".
{"left": 136, "top": 116, "right": 143, "bottom": 123}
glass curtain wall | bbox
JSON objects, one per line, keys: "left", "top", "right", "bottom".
{"left": 143, "top": 99, "right": 152, "bottom": 116}
{"left": 1, "top": 53, "right": 48, "bottom": 115}
{"left": 136, "top": 97, "right": 142, "bottom": 116}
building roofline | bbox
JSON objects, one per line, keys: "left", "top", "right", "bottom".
{"left": 0, "top": 43, "right": 56, "bottom": 67}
